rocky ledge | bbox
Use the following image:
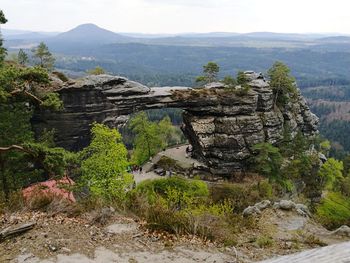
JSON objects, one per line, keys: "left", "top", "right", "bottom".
{"left": 33, "top": 72, "right": 318, "bottom": 176}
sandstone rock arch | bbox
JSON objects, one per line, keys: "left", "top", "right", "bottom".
{"left": 33, "top": 72, "right": 318, "bottom": 175}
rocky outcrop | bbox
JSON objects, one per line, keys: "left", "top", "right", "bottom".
{"left": 33, "top": 72, "right": 318, "bottom": 176}
{"left": 243, "top": 200, "right": 311, "bottom": 217}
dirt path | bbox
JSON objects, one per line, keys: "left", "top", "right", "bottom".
{"left": 17, "top": 246, "right": 234, "bottom": 263}
{"left": 133, "top": 144, "right": 203, "bottom": 184}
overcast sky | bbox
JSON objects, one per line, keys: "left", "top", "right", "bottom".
{"left": 1, "top": 0, "right": 350, "bottom": 34}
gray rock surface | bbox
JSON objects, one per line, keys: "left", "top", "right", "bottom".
{"left": 255, "top": 200, "right": 272, "bottom": 210}
{"left": 105, "top": 223, "right": 138, "bottom": 235}
{"left": 243, "top": 200, "right": 271, "bottom": 217}
{"left": 243, "top": 206, "right": 261, "bottom": 217}
{"left": 331, "top": 225, "right": 350, "bottom": 237}
{"left": 33, "top": 72, "right": 318, "bottom": 176}
{"left": 295, "top": 203, "right": 311, "bottom": 217}
{"left": 276, "top": 200, "right": 296, "bottom": 210}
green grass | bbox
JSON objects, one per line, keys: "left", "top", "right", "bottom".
{"left": 316, "top": 191, "right": 350, "bottom": 229}
{"left": 256, "top": 235, "right": 274, "bottom": 248}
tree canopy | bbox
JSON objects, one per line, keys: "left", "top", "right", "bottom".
{"left": 0, "top": 11, "right": 68, "bottom": 200}
{"left": 80, "top": 123, "right": 133, "bottom": 202}
{"left": 129, "top": 112, "right": 179, "bottom": 165}
{"left": 318, "top": 158, "right": 344, "bottom": 190}
{"left": 268, "top": 61, "right": 297, "bottom": 107}
{"left": 196, "top": 62, "right": 220, "bottom": 84}
{"left": 32, "top": 42, "right": 55, "bottom": 70}
{"left": 129, "top": 112, "right": 165, "bottom": 165}
{"left": 252, "top": 142, "right": 283, "bottom": 182}
{"left": 18, "top": 49, "right": 29, "bottom": 66}
{"left": 0, "top": 10, "right": 7, "bottom": 65}
{"left": 0, "top": 10, "right": 7, "bottom": 24}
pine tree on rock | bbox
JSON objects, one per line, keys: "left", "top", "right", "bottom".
{"left": 268, "top": 61, "right": 297, "bottom": 107}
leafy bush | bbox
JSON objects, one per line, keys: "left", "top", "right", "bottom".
{"left": 41, "top": 93, "right": 64, "bottom": 110}
{"left": 135, "top": 176, "right": 209, "bottom": 206}
{"left": 80, "top": 123, "right": 133, "bottom": 203}
{"left": 222, "top": 76, "right": 237, "bottom": 87}
{"left": 318, "top": 158, "right": 344, "bottom": 190}
{"left": 87, "top": 66, "right": 105, "bottom": 75}
{"left": 128, "top": 177, "right": 254, "bottom": 244}
{"left": 129, "top": 112, "right": 178, "bottom": 165}
{"left": 316, "top": 192, "right": 350, "bottom": 229}
{"left": 209, "top": 180, "right": 274, "bottom": 212}
{"left": 252, "top": 143, "right": 283, "bottom": 182}
{"left": 340, "top": 176, "right": 350, "bottom": 197}
{"left": 0, "top": 191, "right": 25, "bottom": 213}
{"left": 52, "top": 71, "right": 69, "bottom": 82}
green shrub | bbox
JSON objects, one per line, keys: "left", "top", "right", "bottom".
{"left": 135, "top": 176, "right": 209, "bottom": 205}
{"left": 256, "top": 235, "right": 274, "bottom": 248}
{"left": 0, "top": 191, "right": 25, "bottom": 213}
{"left": 129, "top": 177, "right": 253, "bottom": 244}
{"left": 156, "top": 156, "right": 185, "bottom": 174}
{"left": 80, "top": 123, "right": 133, "bottom": 204}
{"left": 340, "top": 176, "right": 350, "bottom": 197}
{"left": 52, "top": 71, "right": 69, "bottom": 82}
{"left": 209, "top": 180, "right": 274, "bottom": 212}
{"left": 303, "top": 234, "right": 327, "bottom": 247}
{"left": 318, "top": 158, "right": 344, "bottom": 190}
{"left": 316, "top": 191, "right": 350, "bottom": 229}
{"left": 235, "top": 84, "right": 251, "bottom": 96}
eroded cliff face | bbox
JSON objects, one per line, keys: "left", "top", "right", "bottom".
{"left": 33, "top": 72, "right": 318, "bottom": 176}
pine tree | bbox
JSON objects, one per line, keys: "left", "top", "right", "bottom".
{"left": 196, "top": 62, "right": 220, "bottom": 84}
{"left": 0, "top": 9, "right": 8, "bottom": 65}
{"left": 252, "top": 142, "right": 283, "bottom": 181}
{"left": 268, "top": 61, "right": 297, "bottom": 107}
{"left": 18, "top": 49, "right": 29, "bottom": 66}
{"left": 236, "top": 71, "right": 249, "bottom": 86}
{"left": 32, "top": 42, "right": 55, "bottom": 70}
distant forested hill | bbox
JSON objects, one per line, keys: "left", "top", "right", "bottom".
{"left": 50, "top": 43, "right": 350, "bottom": 87}
{"left": 303, "top": 86, "right": 350, "bottom": 157}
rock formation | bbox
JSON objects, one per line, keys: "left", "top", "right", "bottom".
{"left": 33, "top": 72, "right": 318, "bottom": 176}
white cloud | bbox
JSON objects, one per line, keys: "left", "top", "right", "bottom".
{"left": 1, "top": 0, "right": 350, "bottom": 34}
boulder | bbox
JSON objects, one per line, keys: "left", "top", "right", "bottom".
{"left": 331, "top": 225, "right": 350, "bottom": 237}
{"left": 295, "top": 203, "right": 311, "bottom": 217}
{"left": 276, "top": 200, "right": 296, "bottom": 210}
{"left": 243, "top": 206, "right": 261, "bottom": 217}
{"left": 255, "top": 200, "right": 271, "bottom": 210}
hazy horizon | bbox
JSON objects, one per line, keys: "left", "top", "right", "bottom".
{"left": 2, "top": 24, "right": 348, "bottom": 37}
{"left": 1, "top": 0, "right": 350, "bottom": 35}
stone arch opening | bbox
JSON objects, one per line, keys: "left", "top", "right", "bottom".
{"left": 118, "top": 108, "right": 186, "bottom": 150}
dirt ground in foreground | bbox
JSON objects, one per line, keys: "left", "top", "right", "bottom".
{"left": 1, "top": 207, "right": 349, "bottom": 263}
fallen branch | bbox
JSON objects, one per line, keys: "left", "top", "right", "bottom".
{"left": 24, "top": 90, "right": 44, "bottom": 104}
{"left": 0, "top": 222, "right": 36, "bottom": 240}
{"left": 10, "top": 87, "right": 43, "bottom": 105}
{"left": 0, "top": 145, "right": 33, "bottom": 155}
{"left": 132, "top": 233, "right": 143, "bottom": 238}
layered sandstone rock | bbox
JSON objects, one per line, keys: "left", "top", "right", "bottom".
{"left": 33, "top": 72, "right": 318, "bottom": 176}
